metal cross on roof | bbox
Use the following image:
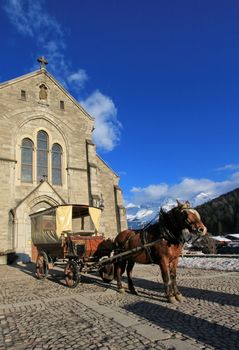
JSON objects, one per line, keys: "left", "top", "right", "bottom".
{"left": 37, "top": 56, "right": 48, "bottom": 69}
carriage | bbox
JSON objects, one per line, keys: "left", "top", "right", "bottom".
{"left": 31, "top": 203, "right": 158, "bottom": 288}
{"left": 31, "top": 201, "right": 207, "bottom": 302}
{"left": 31, "top": 204, "right": 115, "bottom": 287}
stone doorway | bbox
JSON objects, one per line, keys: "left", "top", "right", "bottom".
{"left": 13, "top": 181, "right": 65, "bottom": 262}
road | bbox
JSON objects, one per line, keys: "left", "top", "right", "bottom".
{"left": 0, "top": 263, "right": 238, "bottom": 350}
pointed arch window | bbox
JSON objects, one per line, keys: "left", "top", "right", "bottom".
{"left": 52, "top": 143, "right": 62, "bottom": 185}
{"left": 21, "top": 138, "right": 33, "bottom": 182}
{"left": 37, "top": 130, "right": 48, "bottom": 182}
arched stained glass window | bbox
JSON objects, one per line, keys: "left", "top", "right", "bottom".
{"left": 52, "top": 143, "right": 62, "bottom": 185}
{"left": 37, "top": 130, "right": 48, "bottom": 182}
{"left": 21, "top": 138, "right": 33, "bottom": 182}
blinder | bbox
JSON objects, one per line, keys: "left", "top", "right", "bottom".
{"left": 180, "top": 208, "right": 206, "bottom": 237}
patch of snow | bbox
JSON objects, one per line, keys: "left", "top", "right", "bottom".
{"left": 125, "top": 203, "right": 140, "bottom": 209}
{"left": 192, "top": 192, "right": 212, "bottom": 206}
{"left": 178, "top": 257, "right": 239, "bottom": 271}
{"left": 226, "top": 233, "right": 239, "bottom": 239}
{"left": 211, "top": 236, "right": 231, "bottom": 242}
{"left": 127, "top": 209, "right": 154, "bottom": 221}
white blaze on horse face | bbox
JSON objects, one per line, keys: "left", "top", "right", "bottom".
{"left": 188, "top": 209, "right": 201, "bottom": 220}
{"left": 185, "top": 209, "right": 207, "bottom": 235}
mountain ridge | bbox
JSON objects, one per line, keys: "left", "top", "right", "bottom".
{"left": 126, "top": 188, "right": 239, "bottom": 235}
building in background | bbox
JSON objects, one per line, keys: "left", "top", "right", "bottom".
{"left": 0, "top": 57, "right": 127, "bottom": 262}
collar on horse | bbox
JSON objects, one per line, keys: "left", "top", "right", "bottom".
{"left": 140, "top": 229, "right": 155, "bottom": 263}
{"left": 118, "top": 205, "right": 193, "bottom": 263}
{"left": 141, "top": 205, "right": 191, "bottom": 248}
{"left": 159, "top": 206, "right": 192, "bottom": 244}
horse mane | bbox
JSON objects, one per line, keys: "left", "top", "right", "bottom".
{"left": 158, "top": 206, "right": 187, "bottom": 243}
{"left": 131, "top": 202, "right": 194, "bottom": 244}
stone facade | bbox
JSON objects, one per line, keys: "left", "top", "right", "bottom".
{"left": 0, "top": 65, "right": 127, "bottom": 261}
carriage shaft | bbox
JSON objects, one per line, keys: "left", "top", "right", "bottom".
{"left": 84, "top": 238, "right": 162, "bottom": 272}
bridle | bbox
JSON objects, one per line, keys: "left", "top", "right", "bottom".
{"left": 159, "top": 205, "right": 206, "bottom": 244}
{"left": 135, "top": 205, "right": 206, "bottom": 262}
{"left": 180, "top": 207, "right": 206, "bottom": 236}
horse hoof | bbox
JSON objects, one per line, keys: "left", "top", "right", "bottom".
{"left": 119, "top": 288, "right": 125, "bottom": 294}
{"left": 168, "top": 296, "right": 177, "bottom": 304}
{"left": 175, "top": 294, "right": 185, "bottom": 302}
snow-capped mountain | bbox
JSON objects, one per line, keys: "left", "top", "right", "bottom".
{"left": 126, "top": 192, "right": 212, "bottom": 229}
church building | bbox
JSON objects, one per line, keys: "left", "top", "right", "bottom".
{"left": 0, "top": 57, "right": 127, "bottom": 262}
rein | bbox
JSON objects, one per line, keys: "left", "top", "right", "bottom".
{"left": 139, "top": 208, "right": 183, "bottom": 249}
{"left": 141, "top": 213, "right": 159, "bottom": 231}
{"left": 126, "top": 205, "right": 203, "bottom": 262}
{"left": 140, "top": 213, "right": 159, "bottom": 263}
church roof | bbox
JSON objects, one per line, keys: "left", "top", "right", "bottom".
{"left": 96, "top": 154, "right": 119, "bottom": 178}
{"left": 0, "top": 66, "right": 94, "bottom": 121}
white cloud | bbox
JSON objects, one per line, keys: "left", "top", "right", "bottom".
{"left": 125, "top": 203, "right": 140, "bottom": 209}
{"left": 118, "top": 171, "right": 127, "bottom": 176}
{"left": 3, "top": 0, "right": 122, "bottom": 152}
{"left": 3, "top": 0, "right": 63, "bottom": 42}
{"left": 81, "top": 90, "right": 121, "bottom": 151}
{"left": 131, "top": 184, "right": 169, "bottom": 203}
{"left": 167, "top": 178, "right": 215, "bottom": 199}
{"left": 3, "top": 0, "right": 68, "bottom": 82}
{"left": 3, "top": 0, "right": 41, "bottom": 37}
{"left": 216, "top": 164, "right": 239, "bottom": 172}
{"left": 130, "top": 172, "right": 239, "bottom": 206}
{"left": 67, "top": 69, "right": 88, "bottom": 91}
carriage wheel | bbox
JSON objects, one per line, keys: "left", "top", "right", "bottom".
{"left": 64, "top": 260, "right": 80, "bottom": 288}
{"left": 36, "top": 251, "right": 48, "bottom": 279}
{"left": 99, "top": 262, "right": 114, "bottom": 283}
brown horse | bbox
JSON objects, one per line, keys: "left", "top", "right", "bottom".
{"left": 113, "top": 200, "right": 207, "bottom": 303}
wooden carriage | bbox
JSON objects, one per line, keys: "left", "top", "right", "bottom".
{"left": 30, "top": 204, "right": 111, "bottom": 287}
{"left": 31, "top": 204, "right": 158, "bottom": 288}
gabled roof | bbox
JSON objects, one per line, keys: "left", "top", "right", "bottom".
{"left": 96, "top": 154, "right": 119, "bottom": 178}
{"left": 0, "top": 68, "right": 94, "bottom": 121}
{"left": 13, "top": 180, "right": 66, "bottom": 211}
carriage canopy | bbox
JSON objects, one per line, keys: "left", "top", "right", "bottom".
{"left": 30, "top": 204, "right": 102, "bottom": 245}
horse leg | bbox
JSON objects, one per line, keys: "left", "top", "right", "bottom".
{"left": 115, "top": 262, "right": 126, "bottom": 293}
{"left": 170, "top": 258, "right": 185, "bottom": 302}
{"left": 159, "top": 260, "right": 176, "bottom": 303}
{"left": 126, "top": 260, "right": 137, "bottom": 295}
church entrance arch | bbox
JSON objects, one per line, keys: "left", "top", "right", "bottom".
{"left": 13, "top": 181, "right": 65, "bottom": 262}
{"left": 29, "top": 196, "right": 60, "bottom": 262}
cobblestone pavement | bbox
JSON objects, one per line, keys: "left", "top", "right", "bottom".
{"left": 0, "top": 263, "right": 238, "bottom": 350}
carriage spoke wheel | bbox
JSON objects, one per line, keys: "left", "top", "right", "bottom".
{"left": 36, "top": 252, "right": 48, "bottom": 279}
{"left": 65, "top": 260, "right": 80, "bottom": 288}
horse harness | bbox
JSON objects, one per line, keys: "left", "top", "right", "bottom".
{"left": 115, "top": 205, "right": 192, "bottom": 263}
{"left": 140, "top": 229, "right": 155, "bottom": 263}
{"left": 114, "top": 230, "right": 156, "bottom": 264}
{"left": 159, "top": 206, "right": 192, "bottom": 244}
{"left": 140, "top": 206, "right": 191, "bottom": 261}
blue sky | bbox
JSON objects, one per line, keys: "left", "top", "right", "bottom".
{"left": 1, "top": 0, "right": 239, "bottom": 208}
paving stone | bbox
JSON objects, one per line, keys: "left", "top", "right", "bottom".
{"left": 0, "top": 264, "right": 238, "bottom": 350}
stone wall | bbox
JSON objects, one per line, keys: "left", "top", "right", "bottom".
{"left": 0, "top": 68, "right": 127, "bottom": 257}
{"left": 96, "top": 156, "right": 128, "bottom": 237}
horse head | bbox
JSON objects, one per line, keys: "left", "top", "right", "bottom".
{"left": 159, "top": 200, "right": 207, "bottom": 243}
{"left": 175, "top": 200, "right": 207, "bottom": 239}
